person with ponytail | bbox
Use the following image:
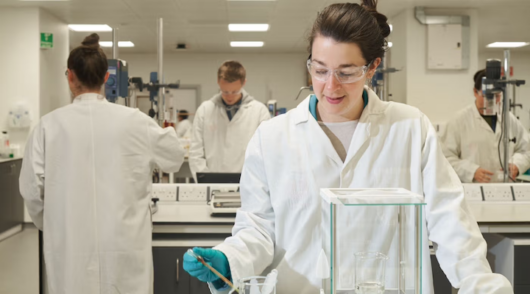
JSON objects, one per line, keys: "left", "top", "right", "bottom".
{"left": 20, "top": 33, "right": 186, "bottom": 294}
{"left": 183, "top": 2, "right": 513, "bottom": 293}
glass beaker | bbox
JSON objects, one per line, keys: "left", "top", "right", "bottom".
{"left": 229, "top": 276, "right": 276, "bottom": 294}
{"left": 354, "top": 252, "right": 388, "bottom": 294}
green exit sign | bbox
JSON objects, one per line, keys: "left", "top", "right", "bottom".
{"left": 41, "top": 33, "right": 53, "bottom": 49}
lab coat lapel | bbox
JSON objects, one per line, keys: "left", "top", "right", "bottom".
{"left": 471, "top": 104, "right": 495, "bottom": 134}
{"left": 342, "top": 88, "right": 385, "bottom": 173}
{"left": 292, "top": 97, "right": 343, "bottom": 167}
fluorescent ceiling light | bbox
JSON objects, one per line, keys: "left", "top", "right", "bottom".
{"left": 99, "top": 41, "right": 135, "bottom": 48}
{"left": 68, "top": 24, "right": 112, "bottom": 32}
{"left": 486, "top": 42, "right": 530, "bottom": 48}
{"left": 388, "top": 42, "right": 393, "bottom": 48}
{"left": 230, "top": 41, "right": 264, "bottom": 47}
{"left": 229, "top": 24, "right": 269, "bottom": 32}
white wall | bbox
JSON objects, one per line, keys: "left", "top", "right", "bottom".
{"left": 39, "top": 9, "right": 70, "bottom": 117}
{"left": 121, "top": 53, "right": 308, "bottom": 111}
{"left": 479, "top": 52, "right": 530, "bottom": 130}
{"left": 389, "top": 8, "right": 479, "bottom": 125}
{"left": 0, "top": 8, "right": 40, "bottom": 151}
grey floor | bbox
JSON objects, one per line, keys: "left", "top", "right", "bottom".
{"left": 0, "top": 225, "right": 39, "bottom": 294}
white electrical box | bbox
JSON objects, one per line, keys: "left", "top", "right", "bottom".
{"left": 428, "top": 24, "right": 466, "bottom": 70}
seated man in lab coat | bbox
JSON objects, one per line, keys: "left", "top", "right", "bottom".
{"left": 442, "top": 69, "right": 530, "bottom": 183}
{"left": 189, "top": 61, "right": 270, "bottom": 177}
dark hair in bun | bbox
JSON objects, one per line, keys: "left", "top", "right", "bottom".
{"left": 474, "top": 69, "right": 486, "bottom": 91}
{"left": 81, "top": 33, "right": 101, "bottom": 48}
{"left": 67, "top": 33, "right": 108, "bottom": 90}
{"left": 308, "top": 0, "right": 390, "bottom": 64}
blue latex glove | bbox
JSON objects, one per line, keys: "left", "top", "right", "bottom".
{"left": 183, "top": 247, "right": 231, "bottom": 283}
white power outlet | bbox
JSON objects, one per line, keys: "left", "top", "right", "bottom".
{"left": 512, "top": 184, "right": 530, "bottom": 201}
{"left": 482, "top": 184, "right": 513, "bottom": 202}
{"left": 462, "top": 184, "right": 483, "bottom": 201}
{"left": 179, "top": 185, "right": 208, "bottom": 202}
{"left": 151, "top": 184, "right": 177, "bottom": 202}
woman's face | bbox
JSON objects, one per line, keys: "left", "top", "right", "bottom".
{"left": 310, "top": 35, "right": 379, "bottom": 121}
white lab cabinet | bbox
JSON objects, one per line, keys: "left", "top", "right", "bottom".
{"left": 427, "top": 24, "right": 465, "bottom": 70}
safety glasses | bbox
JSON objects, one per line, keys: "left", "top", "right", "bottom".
{"left": 306, "top": 59, "right": 373, "bottom": 84}
{"left": 220, "top": 89, "right": 242, "bottom": 96}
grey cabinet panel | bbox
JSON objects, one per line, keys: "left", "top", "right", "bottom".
{"left": 515, "top": 285, "right": 530, "bottom": 294}
{"left": 10, "top": 160, "right": 23, "bottom": 224}
{"left": 153, "top": 247, "right": 190, "bottom": 294}
{"left": 514, "top": 246, "right": 530, "bottom": 285}
{"left": 0, "top": 162, "right": 12, "bottom": 233}
{"left": 189, "top": 275, "right": 212, "bottom": 294}
{"left": 431, "top": 255, "right": 453, "bottom": 294}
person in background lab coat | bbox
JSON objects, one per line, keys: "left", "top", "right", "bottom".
{"left": 183, "top": 1, "right": 513, "bottom": 294}
{"left": 442, "top": 69, "right": 530, "bottom": 183}
{"left": 19, "top": 34, "right": 185, "bottom": 294}
{"left": 189, "top": 61, "right": 270, "bottom": 177}
{"left": 176, "top": 109, "right": 192, "bottom": 138}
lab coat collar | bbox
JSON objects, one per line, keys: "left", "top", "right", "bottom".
{"left": 292, "top": 86, "right": 387, "bottom": 125}
{"left": 211, "top": 89, "right": 253, "bottom": 108}
{"left": 296, "top": 86, "right": 388, "bottom": 169}
{"left": 470, "top": 103, "right": 498, "bottom": 134}
{"left": 73, "top": 93, "right": 108, "bottom": 104}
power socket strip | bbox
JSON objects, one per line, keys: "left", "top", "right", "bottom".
{"left": 482, "top": 184, "right": 514, "bottom": 202}
{"left": 462, "top": 184, "right": 483, "bottom": 201}
{"left": 512, "top": 184, "right": 530, "bottom": 201}
{"left": 209, "top": 184, "right": 239, "bottom": 201}
{"left": 179, "top": 185, "right": 208, "bottom": 202}
{"left": 151, "top": 184, "right": 178, "bottom": 201}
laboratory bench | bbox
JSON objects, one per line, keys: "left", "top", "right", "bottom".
{"left": 36, "top": 186, "right": 530, "bottom": 294}
{"left": 151, "top": 201, "right": 530, "bottom": 294}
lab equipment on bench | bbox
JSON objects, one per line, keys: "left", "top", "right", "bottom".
{"left": 482, "top": 54, "right": 526, "bottom": 182}
{"left": 197, "top": 172, "right": 241, "bottom": 184}
{"left": 210, "top": 191, "right": 241, "bottom": 215}
{"left": 320, "top": 188, "right": 425, "bottom": 294}
{"left": 105, "top": 59, "right": 129, "bottom": 103}
{"left": 355, "top": 252, "right": 388, "bottom": 294}
{"left": 267, "top": 100, "right": 277, "bottom": 118}
{"left": 229, "top": 270, "right": 278, "bottom": 294}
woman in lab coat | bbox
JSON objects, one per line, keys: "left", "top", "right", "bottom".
{"left": 183, "top": 1, "right": 512, "bottom": 293}
{"left": 20, "top": 34, "right": 185, "bottom": 294}
{"left": 442, "top": 69, "right": 530, "bottom": 183}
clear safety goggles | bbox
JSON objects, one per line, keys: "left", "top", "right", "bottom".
{"left": 220, "top": 89, "right": 242, "bottom": 96}
{"left": 306, "top": 59, "right": 373, "bottom": 84}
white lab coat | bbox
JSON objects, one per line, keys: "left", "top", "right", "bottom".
{"left": 211, "top": 88, "right": 512, "bottom": 294}
{"left": 189, "top": 90, "right": 270, "bottom": 176}
{"left": 441, "top": 104, "right": 530, "bottom": 183}
{"left": 176, "top": 119, "right": 192, "bottom": 138}
{"left": 19, "top": 94, "right": 185, "bottom": 294}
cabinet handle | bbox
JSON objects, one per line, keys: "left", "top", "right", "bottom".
{"left": 176, "top": 258, "right": 179, "bottom": 283}
{"left": 10, "top": 164, "right": 15, "bottom": 175}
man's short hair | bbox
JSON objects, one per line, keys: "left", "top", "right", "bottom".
{"left": 218, "top": 61, "right": 246, "bottom": 83}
